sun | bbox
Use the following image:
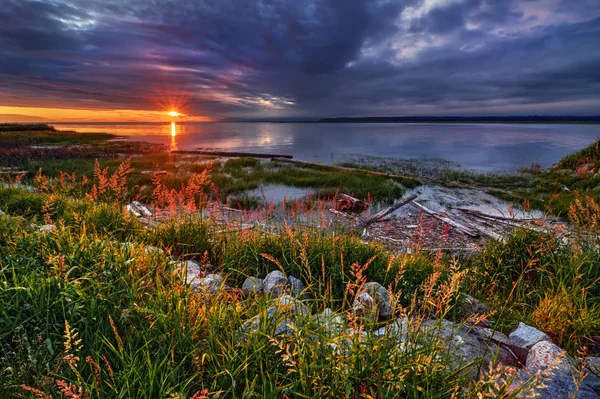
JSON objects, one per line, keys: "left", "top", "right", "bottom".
{"left": 168, "top": 111, "right": 181, "bottom": 117}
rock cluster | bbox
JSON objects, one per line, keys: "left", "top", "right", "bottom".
{"left": 174, "top": 266, "right": 600, "bottom": 398}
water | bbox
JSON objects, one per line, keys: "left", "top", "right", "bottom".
{"left": 53, "top": 122, "right": 600, "bottom": 171}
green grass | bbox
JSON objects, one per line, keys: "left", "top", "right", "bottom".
{"left": 0, "top": 187, "right": 549, "bottom": 398}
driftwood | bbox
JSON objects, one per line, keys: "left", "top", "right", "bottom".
{"left": 354, "top": 194, "right": 418, "bottom": 231}
{"left": 336, "top": 193, "right": 369, "bottom": 213}
{"left": 457, "top": 208, "right": 537, "bottom": 222}
{"left": 173, "top": 150, "right": 293, "bottom": 159}
{"left": 410, "top": 201, "right": 479, "bottom": 238}
{"left": 329, "top": 208, "right": 357, "bottom": 218}
{"left": 271, "top": 157, "right": 424, "bottom": 183}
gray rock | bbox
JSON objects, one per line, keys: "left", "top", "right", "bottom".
{"left": 238, "top": 296, "right": 306, "bottom": 338}
{"left": 144, "top": 245, "right": 164, "bottom": 255}
{"left": 263, "top": 270, "right": 289, "bottom": 297}
{"left": 532, "top": 373, "right": 598, "bottom": 399}
{"left": 462, "top": 295, "right": 491, "bottom": 316}
{"left": 288, "top": 275, "right": 306, "bottom": 297}
{"left": 199, "top": 274, "right": 224, "bottom": 294}
{"left": 242, "top": 277, "right": 263, "bottom": 295}
{"left": 352, "top": 291, "right": 377, "bottom": 320}
{"left": 178, "top": 260, "right": 202, "bottom": 286}
{"left": 276, "top": 294, "right": 309, "bottom": 317}
{"left": 420, "top": 319, "right": 519, "bottom": 376}
{"left": 470, "top": 326, "right": 511, "bottom": 346}
{"left": 313, "top": 308, "right": 345, "bottom": 337}
{"left": 375, "top": 317, "right": 409, "bottom": 341}
{"left": 0, "top": 209, "right": 5, "bottom": 216}
{"left": 38, "top": 224, "right": 55, "bottom": 233}
{"left": 586, "top": 356, "right": 600, "bottom": 372}
{"left": 526, "top": 340, "right": 574, "bottom": 376}
{"left": 352, "top": 282, "right": 392, "bottom": 320}
{"left": 274, "top": 319, "right": 295, "bottom": 335}
{"left": 509, "top": 322, "right": 550, "bottom": 349}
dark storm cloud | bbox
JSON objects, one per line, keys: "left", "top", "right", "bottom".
{"left": 0, "top": 0, "right": 599, "bottom": 118}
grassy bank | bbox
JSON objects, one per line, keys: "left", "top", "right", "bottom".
{"left": 1, "top": 125, "right": 599, "bottom": 397}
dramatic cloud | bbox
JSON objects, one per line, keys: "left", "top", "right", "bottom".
{"left": 0, "top": 0, "right": 599, "bottom": 120}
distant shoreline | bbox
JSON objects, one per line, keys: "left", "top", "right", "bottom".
{"left": 17, "top": 115, "right": 600, "bottom": 125}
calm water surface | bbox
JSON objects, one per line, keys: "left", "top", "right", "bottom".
{"left": 54, "top": 122, "right": 600, "bottom": 172}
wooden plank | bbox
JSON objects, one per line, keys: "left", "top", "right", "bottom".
{"left": 172, "top": 150, "right": 293, "bottom": 159}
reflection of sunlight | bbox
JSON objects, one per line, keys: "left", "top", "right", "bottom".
{"left": 170, "top": 122, "right": 178, "bottom": 151}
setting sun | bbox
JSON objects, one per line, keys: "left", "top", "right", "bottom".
{"left": 168, "top": 111, "right": 181, "bottom": 117}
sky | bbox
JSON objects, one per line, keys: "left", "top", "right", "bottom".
{"left": 0, "top": 0, "right": 599, "bottom": 122}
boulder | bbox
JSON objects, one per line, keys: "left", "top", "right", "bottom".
{"left": 420, "top": 320, "right": 519, "bottom": 376}
{"left": 276, "top": 294, "right": 309, "bottom": 317}
{"left": 199, "top": 274, "right": 224, "bottom": 294}
{"left": 288, "top": 275, "right": 306, "bottom": 297}
{"left": 263, "top": 270, "right": 289, "bottom": 297}
{"left": 462, "top": 295, "right": 491, "bottom": 316}
{"left": 38, "top": 224, "right": 55, "bottom": 234}
{"left": 526, "top": 340, "right": 574, "bottom": 376}
{"left": 509, "top": 322, "right": 550, "bottom": 349}
{"left": 352, "top": 291, "right": 377, "bottom": 320}
{"left": 238, "top": 295, "right": 308, "bottom": 338}
{"left": 178, "top": 260, "right": 202, "bottom": 287}
{"left": 242, "top": 277, "right": 263, "bottom": 295}
{"left": 353, "top": 282, "right": 392, "bottom": 320}
{"left": 532, "top": 373, "right": 597, "bottom": 399}
{"left": 313, "top": 308, "right": 344, "bottom": 337}
{"left": 375, "top": 317, "right": 409, "bottom": 344}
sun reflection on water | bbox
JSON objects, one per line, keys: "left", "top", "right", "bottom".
{"left": 170, "top": 122, "right": 178, "bottom": 151}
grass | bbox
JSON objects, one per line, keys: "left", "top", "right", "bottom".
{"left": 1, "top": 127, "right": 600, "bottom": 397}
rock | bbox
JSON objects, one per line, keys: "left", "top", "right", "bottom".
{"left": 242, "top": 277, "right": 263, "bottom": 295}
{"left": 274, "top": 319, "right": 295, "bottom": 335}
{"left": 526, "top": 340, "right": 573, "bottom": 375}
{"left": 38, "top": 224, "right": 55, "bottom": 233}
{"left": 288, "top": 275, "right": 306, "bottom": 297}
{"left": 352, "top": 291, "right": 377, "bottom": 320}
{"left": 420, "top": 320, "right": 519, "bottom": 376}
{"left": 509, "top": 322, "right": 550, "bottom": 349}
{"left": 532, "top": 373, "right": 598, "bottom": 399}
{"left": 470, "top": 326, "right": 511, "bottom": 346}
{"left": 586, "top": 356, "right": 600, "bottom": 372}
{"left": 276, "top": 294, "right": 309, "bottom": 317}
{"left": 176, "top": 260, "right": 202, "bottom": 286}
{"left": 462, "top": 295, "right": 491, "bottom": 316}
{"left": 0, "top": 209, "right": 5, "bottom": 216}
{"left": 375, "top": 317, "right": 409, "bottom": 344}
{"left": 353, "top": 282, "right": 392, "bottom": 320}
{"left": 262, "top": 270, "right": 289, "bottom": 297}
{"left": 313, "top": 308, "right": 344, "bottom": 337}
{"left": 199, "top": 274, "right": 224, "bottom": 294}
{"left": 144, "top": 245, "right": 164, "bottom": 255}
{"left": 238, "top": 295, "right": 307, "bottom": 338}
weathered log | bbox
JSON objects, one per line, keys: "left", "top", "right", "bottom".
{"left": 336, "top": 193, "right": 369, "bottom": 213}
{"left": 271, "top": 157, "right": 424, "bottom": 183}
{"left": 410, "top": 201, "right": 479, "bottom": 238}
{"left": 173, "top": 150, "right": 293, "bottom": 159}
{"left": 456, "top": 208, "right": 537, "bottom": 222}
{"left": 354, "top": 194, "right": 418, "bottom": 231}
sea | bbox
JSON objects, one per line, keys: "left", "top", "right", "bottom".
{"left": 52, "top": 122, "right": 600, "bottom": 172}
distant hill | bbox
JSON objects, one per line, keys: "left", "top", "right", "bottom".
{"left": 317, "top": 116, "right": 600, "bottom": 124}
